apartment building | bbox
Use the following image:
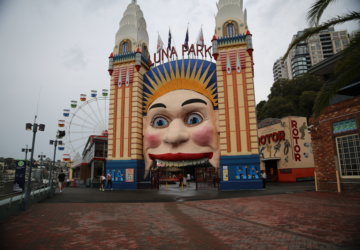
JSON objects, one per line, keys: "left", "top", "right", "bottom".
{"left": 273, "top": 27, "right": 350, "bottom": 81}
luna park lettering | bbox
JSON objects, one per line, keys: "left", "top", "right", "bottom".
{"left": 153, "top": 44, "right": 212, "bottom": 63}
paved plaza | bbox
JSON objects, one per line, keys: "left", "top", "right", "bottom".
{"left": 0, "top": 183, "right": 359, "bottom": 249}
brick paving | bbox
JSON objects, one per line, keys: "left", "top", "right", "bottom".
{"left": 0, "top": 187, "right": 360, "bottom": 249}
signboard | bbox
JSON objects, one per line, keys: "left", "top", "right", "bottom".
{"left": 333, "top": 119, "right": 357, "bottom": 134}
{"left": 125, "top": 168, "right": 134, "bottom": 182}
{"left": 222, "top": 166, "right": 228, "bottom": 181}
{"left": 153, "top": 44, "right": 212, "bottom": 63}
{"left": 15, "top": 160, "right": 26, "bottom": 190}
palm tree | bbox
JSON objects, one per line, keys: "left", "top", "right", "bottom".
{"left": 283, "top": 0, "right": 360, "bottom": 116}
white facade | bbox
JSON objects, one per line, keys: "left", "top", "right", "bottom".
{"left": 215, "top": 0, "right": 248, "bottom": 37}
{"left": 273, "top": 57, "right": 289, "bottom": 81}
{"left": 114, "top": 0, "right": 149, "bottom": 54}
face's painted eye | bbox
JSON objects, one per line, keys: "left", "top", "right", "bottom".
{"left": 151, "top": 116, "right": 169, "bottom": 128}
{"left": 185, "top": 113, "right": 203, "bottom": 126}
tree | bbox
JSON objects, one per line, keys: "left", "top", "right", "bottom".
{"left": 284, "top": 0, "right": 360, "bottom": 116}
{"left": 4, "top": 158, "right": 15, "bottom": 169}
{"left": 256, "top": 74, "right": 323, "bottom": 121}
{"left": 299, "top": 91, "right": 318, "bottom": 117}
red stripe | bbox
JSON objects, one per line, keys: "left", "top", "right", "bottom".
{"left": 114, "top": 66, "right": 135, "bottom": 85}
{"left": 222, "top": 70, "right": 231, "bottom": 153}
{"left": 112, "top": 83, "right": 118, "bottom": 158}
{"left": 128, "top": 80, "right": 133, "bottom": 157}
{"left": 220, "top": 50, "right": 247, "bottom": 71}
{"left": 232, "top": 71, "right": 241, "bottom": 152}
{"left": 242, "top": 72, "right": 251, "bottom": 152}
{"left": 120, "top": 83, "right": 125, "bottom": 157}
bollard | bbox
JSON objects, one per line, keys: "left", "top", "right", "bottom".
{"left": 336, "top": 170, "right": 341, "bottom": 193}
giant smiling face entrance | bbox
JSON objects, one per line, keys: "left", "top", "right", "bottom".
{"left": 143, "top": 60, "right": 220, "bottom": 189}
{"left": 106, "top": 0, "right": 262, "bottom": 190}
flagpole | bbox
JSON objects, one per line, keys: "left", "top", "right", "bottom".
{"left": 186, "top": 22, "right": 189, "bottom": 59}
{"left": 172, "top": 28, "right": 177, "bottom": 60}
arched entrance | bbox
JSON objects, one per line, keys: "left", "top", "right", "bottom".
{"left": 150, "top": 162, "right": 219, "bottom": 190}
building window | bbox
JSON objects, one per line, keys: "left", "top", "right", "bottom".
{"left": 122, "top": 42, "right": 129, "bottom": 53}
{"left": 119, "top": 39, "right": 132, "bottom": 54}
{"left": 336, "top": 134, "right": 360, "bottom": 177}
{"left": 227, "top": 23, "right": 235, "bottom": 37}
{"left": 223, "top": 20, "right": 239, "bottom": 37}
{"left": 142, "top": 43, "right": 149, "bottom": 58}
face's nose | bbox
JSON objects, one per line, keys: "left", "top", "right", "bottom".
{"left": 163, "top": 118, "right": 189, "bottom": 146}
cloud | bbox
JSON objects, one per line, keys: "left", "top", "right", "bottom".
{"left": 63, "top": 45, "right": 87, "bottom": 70}
{"left": 0, "top": 0, "right": 358, "bottom": 160}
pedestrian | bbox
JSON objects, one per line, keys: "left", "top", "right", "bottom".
{"left": 261, "top": 170, "right": 267, "bottom": 188}
{"left": 182, "top": 175, "right": 187, "bottom": 187}
{"left": 106, "top": 172, "right": 113, "bottom": 190}
{"left": 99, "top": 173, "right": 106, "bottom": 191}
{"left": 58, "top": 170, "right": 66, "bottom": 193}
{"left": 66, "top": 178, "right": 71, "bottom": 187}
{"left": 178, "top": 174, "right": 183, "bottom": 187}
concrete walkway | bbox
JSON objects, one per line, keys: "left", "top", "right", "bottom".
{"left": 1, "top": 183, "right": 359, "bottom": 249}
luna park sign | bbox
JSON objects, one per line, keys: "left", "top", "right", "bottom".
{"left": 153, "top": 44, "right": 213, "bottom": 63}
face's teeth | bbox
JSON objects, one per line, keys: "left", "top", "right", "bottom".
{"left": 155, "top": 158, "right": 209, "bottom": 168}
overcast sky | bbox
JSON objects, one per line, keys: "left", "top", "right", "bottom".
{"left": 0, "top": 0, "right": 359, "bottom": 161}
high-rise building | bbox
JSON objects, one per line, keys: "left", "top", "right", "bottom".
{"left": 273, "top": 27, "right": 350, "bottom": 81}
{"left": 273, "top": 58, "right": 288, "bottom": 82}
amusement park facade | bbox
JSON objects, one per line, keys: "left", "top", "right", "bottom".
{"left": 67, "top": 0, "right": 359, "bottom": 192}
{"left": 99, "top": 0, "right": 262, "bottom": 190}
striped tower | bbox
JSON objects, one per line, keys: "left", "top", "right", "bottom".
{"left": 107, "top": 0, "right": 151, "bottom": 189}
{"left": 213, "top": 0, "right": 261, "bottom": 189}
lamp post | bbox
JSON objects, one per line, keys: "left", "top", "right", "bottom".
{"left": 21, "top": 145, "right": 32, "bottom": 168}
{"left": 22, "top": 116, "right": 45, "bottom": 210}
{"left": 49, "top": 130, "right": 65, "bottom": 194}
{"left": 38, "top": 153, "right": 46, "bottom": 166}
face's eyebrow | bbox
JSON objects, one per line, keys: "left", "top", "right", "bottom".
{"left": 149, "top": 103, "right": 167, "bottom": 110}
{"left": 181, "top": 98, "right": 207, "bottom": 107}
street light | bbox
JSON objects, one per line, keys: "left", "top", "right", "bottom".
{"left": 49, "top": 129, "right": 65, "bottom": 194}
{"left": 38, "top": 153, "right": 46, "bottom": 166}
{"left": 22, "top": 116, "right": 45, "bottom": 210}
{"left": 21, "top": 145, "right": 32, "bottom": 168}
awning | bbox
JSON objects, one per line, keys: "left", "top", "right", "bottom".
{"left": 261, "top": 157, "right": 281, "bottom": 161}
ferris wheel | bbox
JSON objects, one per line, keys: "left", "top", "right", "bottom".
{"left": 58, "top": 89, "right": 109, "bottom": 163}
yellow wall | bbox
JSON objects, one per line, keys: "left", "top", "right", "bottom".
{"left": 107, "top": 61, "right": 145, "bottom": 161}
{"left": 258, "top": 116, "right": 314, "bottom": 170}
{"left": 217, "top": 45, "right": 258, "bottom": 157}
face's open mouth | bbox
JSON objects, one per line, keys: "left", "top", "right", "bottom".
{"left": 149, "top": 152, "right": 213, "bottom": 167}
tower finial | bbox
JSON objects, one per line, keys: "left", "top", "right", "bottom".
{"left": 132, "top": 0, "right": 137, "bottom": 4}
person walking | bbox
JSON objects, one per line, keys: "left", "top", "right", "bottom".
{"left": 106, "top": 172, "right": 113, "bottom": 190}
{"left": 99, "top": 173, "right": 106, "bottom": 191}
{"left": 261, "top": 170, "right": 267, "bottom": 188}
{"left": 58, "top": 170, "right": 66, "bottom": 193}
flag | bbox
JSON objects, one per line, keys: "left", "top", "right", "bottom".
{"left": 184, "top": 27, "right": 189, "bottom": 49}
{"left": 167, "top": 28, "right": 172, "bottom": 50}
{"left": 196, "top": 27, "right": 204, "bottom": 46}
{"left": 156, "top": 33, "right": 164, "bottom": 52}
